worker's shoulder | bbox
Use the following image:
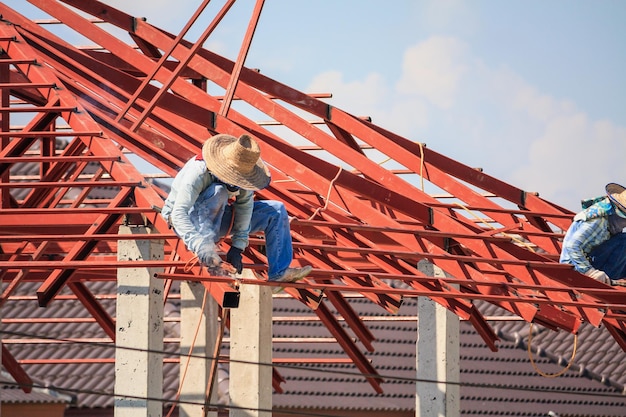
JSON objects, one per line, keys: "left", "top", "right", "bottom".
{"left": 581, "top": 195, "right": 607, "bottom": 209}
{"left": 581, "top": 198, "right": 612, "bottom": 221}
{"left": 179, "top": 157, "right": 209, "bottom": 175}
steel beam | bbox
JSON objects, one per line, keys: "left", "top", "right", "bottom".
{"left": 0, "top": 1, "right": 625, "bottom": 402}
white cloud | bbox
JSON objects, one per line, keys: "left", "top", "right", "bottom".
{"left": 305, "top": 35, "right": 626, "bottom": 211}
{"left": 101, "top": 0, "right": 195, "bottom": 21}
{"left": 308, "top": 71, "right": 387, "bottom": 115}
{"left": 511, "top": 113, "right": 626, "bottom": 210}
{"left": 307, "top": 70, "right": 429, "bottom": 138}
{"left": 396, "top": 36, "right": 469, "bottom": 109}
{"left": 484, "top": 65, "right": 626, "bottom": 209}
{"left": 100, "top": 0, "right": 219, "bottom": 37}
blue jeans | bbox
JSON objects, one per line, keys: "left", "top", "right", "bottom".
{"left": 589, "top": 233, "right": 626, "bottom": 280}
{"left": 190, "top": 183, "right": 293, "bottom": 279}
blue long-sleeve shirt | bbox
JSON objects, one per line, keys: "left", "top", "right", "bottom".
{"left": 559, "top": 198, "right": 619, "bottom": 273}
{"left": 560, "top": 217, "right": 610, "bottom": 273}
{"left": 160, "top": 158, "right": 254, "bottom": 254}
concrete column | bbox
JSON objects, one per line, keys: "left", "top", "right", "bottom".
{"left": 179, "top": 280, "right": 219, "bottom": 417}
{"left": 115, "top": 225, "right": 164, "bottom": 417}
{"left": 416, "top": 260, "right": 460, "bottom": 417}
{"left": 229, "top": 270, "right": 272, "bottom": 417}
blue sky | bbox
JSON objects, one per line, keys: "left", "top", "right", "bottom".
{"left": 7, "top": 0, "right": 626, "bottom": 211}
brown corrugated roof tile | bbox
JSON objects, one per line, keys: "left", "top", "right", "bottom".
{"left": 3, "top": 281, "right": 626, "bottom": 415}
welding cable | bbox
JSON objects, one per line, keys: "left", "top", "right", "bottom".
{"left": 165, "top": 285, "right": 210, "bottom": 417}
{"left": 527, "top": 322, "right": 578, "bottom": 378}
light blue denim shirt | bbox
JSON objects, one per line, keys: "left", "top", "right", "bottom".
{"left": 560, "top": 216, "right": 610, "bottom": 273}
{"left": 161, "top": 158, "right": 254, "bottom": 254}
{"left": 559, "top": 198, "right": 622, "bottom": 273}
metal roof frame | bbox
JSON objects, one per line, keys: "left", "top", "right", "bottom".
{"left": 1, "top": 0, "right": 625, "bottom": 396}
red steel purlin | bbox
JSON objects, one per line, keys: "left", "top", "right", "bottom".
{"left": 0, "top": 0, "right": 625, "bottom": 395}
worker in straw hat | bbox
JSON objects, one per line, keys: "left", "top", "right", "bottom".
{"left": 161, "top": 133, "right": 312, "bottom": 284}
{"left": 559, "top": 182, "right": 626, "bottom": 285}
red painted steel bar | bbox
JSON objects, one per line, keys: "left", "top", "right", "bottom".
{"left": 314, "top": 301, "right": 384, "bottom": 393}
{"left": 129, "top": 0, "right": 236, "bottom": 131}
{"left": 0, "top": 105, "right": 77, "bottom": 112}
{"left": 35, "top": 188, "right": 134, "bottom": 306}
{"left": 154, "top": 272, "right": 626, "bottom": 311}
{"left": 0, "top": 180, "right": 141, "bottom": 188}
{"left": 0, "top": 58, "right": 10, "bottom": 210}
{"left": 0, "top": 155, "right": 119, "bottom": 163}
{"left": 2, "top": 345, "right": 33, "bottom": 393}
{"left": 219, "top": 0, "right": 264, "bottom": 117}
{"left": 68, "top": 281, "right": 116, "bottom": 340}
{"left": 116, "top": 0, "right": 212, "bottom": 123}
{"left": 0, "top": 131, "right": 102, "bottom": 137}
{"left": 0, "top": 232, "right": 177, "bottom": 241}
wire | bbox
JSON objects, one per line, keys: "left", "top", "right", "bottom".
{"left": 204, "top": 306, "right": 227, "bottom": 417}
{"left": 528, "top": 322, "right": 578, "bottom": 378}
{"left": 308, "top": 166, "right": 342, "bottom": 220}
{"left": 1, "top": 328, "right": 624, "bottom": 400}
{"left": 2, "top": 379, "right": 351, "bottom": 417}
{"left": 4, "top": 360, "right": 624, "bottom": 417}
{"left": 453, "top": 201, "right": 536, "bottom": 252}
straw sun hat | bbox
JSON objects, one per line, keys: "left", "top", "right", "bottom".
{"left": 606, "top": 182, "right": 626, "bottom": 219}
{"left": 202, "top": 133, "right": 271, "bottom": 191}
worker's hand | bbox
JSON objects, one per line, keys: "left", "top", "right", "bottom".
{"left": 585, "top": 267, "right": 610, "bottom": 284}
{"left": 196, "top": 245, "right": 221, "bottom": 268}
{"left": 226, "top": 246, "right": 244, "bottom": 274}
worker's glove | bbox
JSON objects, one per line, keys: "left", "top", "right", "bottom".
{"left": 226, "top": 246, "right": 244, "bottom": 274}
{"left": 196, "top": 245, "right": 221, "bottom": 268}
{"left": 585, "top": 267, "right": 611, "bottom": 284}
